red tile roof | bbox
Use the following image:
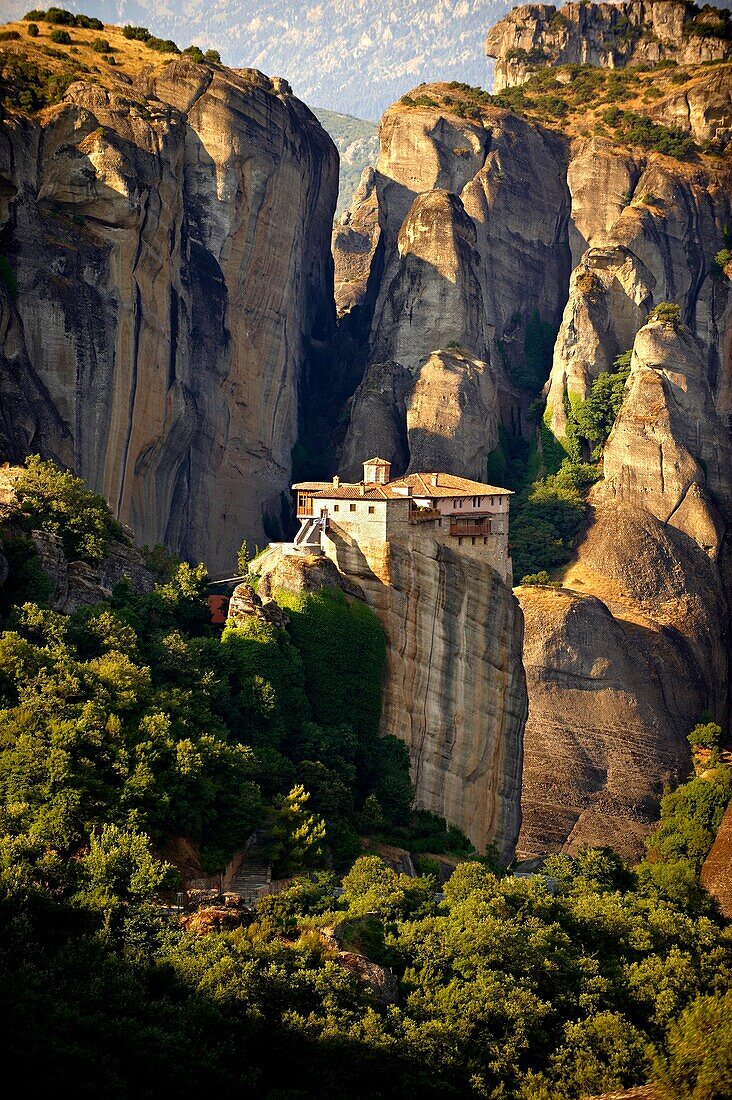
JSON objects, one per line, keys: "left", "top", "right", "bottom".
{"left": 294, "top": 471, "right": 512, "bottom": 501}
{"left": 398, "top": 472, "right": 513, "bottom": 497}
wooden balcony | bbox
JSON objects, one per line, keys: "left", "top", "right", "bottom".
{"left": 450, "top": 516, "right": 492, "bottom": 537}
{"left": 408, "top": 506, "right": 441, "bottom": 523}
{"left": 296, "top": 493, "right": 314, "bottom": 517}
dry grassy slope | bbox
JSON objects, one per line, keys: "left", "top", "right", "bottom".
{"left": 394, "top": 61, "right": 732, "bottom": 150}
{"left": 0, "top": 17, "right": 278, "bottom": 106}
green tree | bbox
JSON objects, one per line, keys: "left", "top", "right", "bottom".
{"left": 14, "top": 455, "right": 124, "bottom": 563}
{"left": 270, "top": 784, "right": 325, "bottom": 873}
{"left": 655, "top": 992, "right": 732, "bottom": 1100}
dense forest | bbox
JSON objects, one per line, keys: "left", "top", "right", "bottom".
{"left": 0, "top": 459, "right": 730, "bottom": 1097}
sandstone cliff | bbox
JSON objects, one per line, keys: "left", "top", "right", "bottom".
{"left": 331, "top": 12, "right": 732, "bottom": 856}
{"left": 486, "top": 1, "right": 732, "bottom": 93}
{"left": 518, "top": 314, "right": 732, "bottom": 858}
{"left": 257, "top": 546, "right": 527, "bottom": 863}
{"left": 0, "top": 28, "right": 338, "bottom": 574}
{"left": 338, "top": 84, "right": 571, "bottom": 482}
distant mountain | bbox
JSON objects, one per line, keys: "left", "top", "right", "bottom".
{"left": 312, "top": 109, "right": 378, "bottom": 216}
{"left": 0, "top": 0, "right": 515, "bottom": 116}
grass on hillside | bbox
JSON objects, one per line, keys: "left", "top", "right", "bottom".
{"left": 0, "top": 14, "right": 220, "bottom": 113}
{"left": 398, "top": 58, "right": 732, "bottom": 160}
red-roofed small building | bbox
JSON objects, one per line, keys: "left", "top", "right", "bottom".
{"left": 292, "top": 457, "right": 513, "bottom": 583}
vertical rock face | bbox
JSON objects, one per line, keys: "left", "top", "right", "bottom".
{"left": 337, "top": 89, "right": 571, "bottom": 482}
{"left": 545, "top": 143, "right": 732, "bottom": 439}
{"left": 332, "top": 13, "right": 732, "bottom": 857}
{"left": 518, "top": 318, "right": 732, "bottom": 858}
{"left": 0, "top": 61, "right": 338, "bottom": 573}
{"left": 261, "top": 540, "right": 526, "bottom": 862}
{"left": 486, "top": 2, "right": 732, "bottom": 94}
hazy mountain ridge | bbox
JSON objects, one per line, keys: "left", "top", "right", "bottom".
{"left": 312, "top": 108, "right": 378, "bottom": 216}
{"left": 0, "top": 0, "right": 514, "bottom": 116}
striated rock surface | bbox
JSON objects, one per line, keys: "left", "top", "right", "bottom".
{"left": 337, "top": 87, "right": 571, "bottom": 480}
{"left": 258, "top": 544, "right": 527, "bottom": 862}
{"left": 519, "top": 318, "right": 732, "bottom": 858}
{"left": 0, "top": 57, "right": 337, "bottom": 574}
{"left": 701, "top": 800, "right": 732, "bottom": 919}
{"left": 486, "top": 1, "right": 732, "bottom": 93}
{"left": 545, "top": 145, "right": 732, "bottom": 438}
{"left": 516, "top": 584, "right": 695, "bottom": 857}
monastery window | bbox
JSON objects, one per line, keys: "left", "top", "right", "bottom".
{"left": 473, "top": 496, "right": 481, "bottom": 507}
{"left": 471, "top": 537, "right": 476, "bottom": 545}
{"left": 453, "top": 497, "right": 459, "bottom": 508}
{"left": 483, "top": 537, "right": 487, "bottom": 545}
{"left": 458, "top": 537, "right": 463, "bottom": 546}
{"left": 368, "top": 505, "right": 375, "bottom": 514}
{"left": 350, "top": 503, "right": 356, "bottom": 512}
{"left": 333, "top": 504, "right": 339, "bottom": 512}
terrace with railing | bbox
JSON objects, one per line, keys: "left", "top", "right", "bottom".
{"left": 408, "top": 506, "right": 441, "bottom": 523}
{"left": 450, "top": 516, "right": 493, "bottom": 537}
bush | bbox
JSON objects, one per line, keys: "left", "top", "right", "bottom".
{"left": 13, "top": 455, "right": 125, "bottom": 564}
{"left": 26, "top": 23, "right": 38, "bottom": 36}
{"left": 654, "top": 992, "right": 732, "bottom": 1098}
{"left": 520, "top": 570, "right": 560, "bottom": 587}
{"left": 49, "top": 29, "right": 71, "bottom": 44}
{"left": 91, "top": 38, "right": 110, "bottom": 53}
{"left": 0, "top": 31, "right": 21, "bottom": 41}
{"left": 649, "top": 301, "right": 682, "bottom": 328}
{"left": 687, "top": 722, "right": 722, "bottom": 750}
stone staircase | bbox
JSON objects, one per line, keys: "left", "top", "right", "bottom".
{"left": 227, "top": 857, "right": 272, "bottom": 906}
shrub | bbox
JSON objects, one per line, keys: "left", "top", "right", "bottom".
{"left": 122, "top": 25, "right": 151, "bottom": 41}
{"left": 91, "top": 37, "right": 110, "bottom": 53}
{"left": 0, "top": 31, "right": 21, "bottom": 41}
{"left": 649, "top": 301, "right": 682, "bottom": 327}
{"left": 13, "top": 455, "right": 125, "bottom": 564}
{"left": 26, "top": 23, "right": 39, "bottom": 36}
{"left": 520, "top": 570, "right": 561, "bottom": 587}
{"left": 687, "top": 721, "right": 722, "bottom": 750}
{"left": 204, "top": 49, "right": 221, "bottom": 64}
{"left": 714, "top": 248, "right": 731, "bottom": 275}
{"left": 49, "top": 29, "right": 71, "bottom": 44}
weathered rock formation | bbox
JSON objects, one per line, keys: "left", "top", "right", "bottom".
{"left": 546, "top": 141, "right": 732, "bottom": 439}
{"left": 0, "top": 58, "right": 337, "bottom": 574}
{"left": 518, "top": 317, "right": 732, "bottom": 858}
{"left": 337, "top": 88, "right": 571, "bottom": 481}
{"left": 257, "top": 546, "right": 527, "bottom": 863}
{"left": 701, "top": 799, "right": 732, "bottom": 919}
{"left": 330, "top": 4, "right": 732, "bottom": 857}
{"left": 486, "top": 1, "right": 732, "bottom": 93}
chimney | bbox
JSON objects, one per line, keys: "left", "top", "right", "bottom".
{"left": 364, "top": 457, "right": 391, "bottom": 484}
{"left": 333, "top": 475, "right": 340, "bottom": 488}
{"left": 360, "top": 484, "right": 365, "bottom": 495}
{"left": 431, "top": 473, "right": 438, "bottom": 487}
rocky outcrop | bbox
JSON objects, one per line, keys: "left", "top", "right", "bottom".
{"left": 337, "top": 89, "right": 571, "bottom": 480}
{"left": 486, "top": 2, "right": 732, "bottom": 93}
{"left": 516, "top": 583, "right": 696, "bottom": 857}
{"left": 545, "top": 143, "right": 732, "bottom": 438}
{"left": 518, "top": 318, "right": 732, "bottom": 858}
{"left": 258, "top": 545, "right": 526, "bottom": 862}
{"left": 227, "top": 582, "right": 291, "bottom": 629}
{"left": 28, "top": 529, "right": 154, "bottom": 615}
{"left": 0, "top": 60, "right": 337, "bottom": 574}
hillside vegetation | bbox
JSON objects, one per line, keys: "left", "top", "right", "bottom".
{"left": 0, "top": 458, "right": 730, "bottom": 1097}
{"left": 399, "top": 59, "right": 732, "bottom": 157}
{"left": 312, "top": 108, "right": 378, "bottom": 216}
